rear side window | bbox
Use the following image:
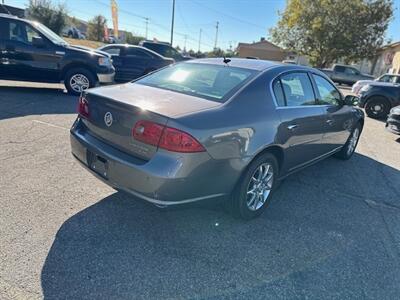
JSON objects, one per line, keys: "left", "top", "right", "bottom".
{"left": 125, "top": 48, "right": 152, "bottom": 58}
{"left": 335, "top": 66, "right": 345, "bottom": 72}
{"left": 272, "top": 80, "right": 286, "bottom": 106}
{"left": 137, "top": 63, "right": 256, "bottom": 102}
{"left": 102, "top": 46, "right": 121, "bottom": 56}
{"left": 279, "top": 73, "right": 315, "bottom": 106}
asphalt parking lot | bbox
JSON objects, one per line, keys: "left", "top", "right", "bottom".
{"left": 1, "top": 81, "right": 400, "bottom": 299}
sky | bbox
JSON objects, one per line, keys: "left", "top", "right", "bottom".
{"left": 5, "top": 0, "right": 400, "bottom": 52}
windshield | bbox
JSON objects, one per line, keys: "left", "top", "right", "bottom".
{"left": 33, "top": 22, "right": 69, "bottom": 46}
{"left": 136, "top": 63, "right": 257, "bottom": 102}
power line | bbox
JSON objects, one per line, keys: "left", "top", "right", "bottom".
{"left": 192, "top": 0, "right": 266, "bottom": 31}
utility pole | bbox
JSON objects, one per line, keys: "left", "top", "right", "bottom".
{"left": 198, "top": 28, "right": 202, "bottom": 53}
{"left": 184, "top": 35, "right": 187, "bottom": 52}
{"left": 145, "top": 18, "right": 149, "bottom": 39}
{"left": 170, "top": 0, "right": 175, "bottom": 45}
{"left": 214, "top": 21, "right": 219, "bottom": 50}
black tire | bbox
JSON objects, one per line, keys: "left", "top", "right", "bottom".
{"left": 64, "top": 68, "right": 96, "bottom": 95}
{"left": 365, "top": 97, "right": 390, "bottom": 119}
{"left": 228, "top": 153, "right": 279, "bottom": 220}
{"left": 334, "top": 123, "right": 362, "bottom": 160}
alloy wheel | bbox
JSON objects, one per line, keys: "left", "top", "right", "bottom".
{"left": 70, "top": 74, "right": 90, "bottom": 93}
{"left": 347, "top": 128, "right": 360, "bottom": 156}
{"left": 246, "top": 163, "right": 274, "bottom": 211}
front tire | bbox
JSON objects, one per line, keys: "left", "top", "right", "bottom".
{"left": 334, "top": 123, "right": 361, "bottom": 160}
{"left": 365, "top": 97, "right": 390, "bottom": 119}
{"left": 64, "top": 68, "right": 96, "bottom": 95}
{"left": 229, "top": 153, "right": 279, "bottom": 220}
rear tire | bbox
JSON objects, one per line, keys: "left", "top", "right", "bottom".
{"left": 64, "top": 68, "right": 96, "bottom": 95}
{"left": 365, "top": 97, "right": 390, "bottom": 119}
{"left": 228, "top": 153, "right": 279, "bottom": 220}
{"left": 334, "top": 123, "right": 362, "bottom": 160}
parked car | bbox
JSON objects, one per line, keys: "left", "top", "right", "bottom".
{"left": 0, "top": 14, "right": 114, "bottom": 94}
{"left": 98, "top": 44, "right": 174, "bottom": 82}
{"left": 358, "top": 83, "right": 400, "bottom": 119}
{"left": 70, "top": 58, "right": 364, "bottom": 219}
{"left": 139, "top": 40, "right": 191, "bottom": 61}
{"left": 321, "top": 64, "right": 374, "bottom": 85}
{"left": 352, "top": 73, "right": 400, "bottom": 94}
{"left": 386, "top": 105, "right": 400, "bottom": 135}
{"left": 62, "top": 26, "right": 85, "bottom": 39}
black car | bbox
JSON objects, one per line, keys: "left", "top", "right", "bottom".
{"left": 358, "top": 83, "right": 400, "bottom": 119}
{"left": 98, "top": 44, "right": 174, "bottom": 82}
{"left": 0, "top": 14, "right": 115, "bottom": 94}
{"left": 139, "top": 40, "right": 191, "bottom": 62}
{"left": 386, "top": 105, "right": 400, "bottom": 135}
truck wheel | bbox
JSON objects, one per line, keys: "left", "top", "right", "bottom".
{"left": 365, "top": 97, "right": 390, "bottom": 119}
{"left": 64, "top": 68, "right": 96, "bottom": 95}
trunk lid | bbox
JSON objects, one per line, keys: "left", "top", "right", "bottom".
{"left": 82, "top": 83, "right": 220, "bottom": 160}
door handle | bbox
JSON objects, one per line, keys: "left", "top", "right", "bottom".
{"left": 287, "top": 124, "right": 299, "bottom": 130}
{"left": 326, "top": 119, "right": 334, "bottom": 125}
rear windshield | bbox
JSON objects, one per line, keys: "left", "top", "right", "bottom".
{"left": 136, "top": 63, "right": 257, "bottom": 102}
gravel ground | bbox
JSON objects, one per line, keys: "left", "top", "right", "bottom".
{"left": 0, "top": 81, "right": 399, "bottom": 299}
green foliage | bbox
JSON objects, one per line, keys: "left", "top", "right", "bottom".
{"left": 270, "top": 0, "right": 393, "bottom": 67}
{"left": 125, "top": 32, "right": 145, "bottom": 45}
{"left": 26, "top": 0, "right": 67, "bottom": 34}
{"left": 87, "top": 15, "right": 107, "bottom": 42}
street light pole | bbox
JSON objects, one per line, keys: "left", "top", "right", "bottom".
{"left": 145, "top": 17, "right": 149, "bottom": 39}
{"left": 170, "top": 0, "right": 175, "bottom": 45}
{"left": 214, "top": 21, "right": 219, "bottom": 50}
{"left": 198, "top": 28, "right": 202, "bottom": 53}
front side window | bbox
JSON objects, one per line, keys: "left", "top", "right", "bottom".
{"left": 344, "top": 67, "right": 359, "bottom": 75}
{"left": 312, "top": 74, "right": 341, "bottom": 106}
{"left": 279, "top": 73, "right": 315, "bottom": 106}
{"left": 137, "top": 63, "right": 257, "bottom": 102}
{"left": 378, "top": 75, "right": 391, "bottom": 82}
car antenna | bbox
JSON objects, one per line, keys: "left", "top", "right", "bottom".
{"left": 223, "top": 56, "right": 231, "bottom": 65}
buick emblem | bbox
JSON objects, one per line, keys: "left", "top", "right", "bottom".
{"left": 104, "top": 112, "right": 113, "bottom": 127}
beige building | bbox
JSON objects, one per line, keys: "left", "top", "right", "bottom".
{"left": 237, "top": 38, "right": 286, "bottom": 61}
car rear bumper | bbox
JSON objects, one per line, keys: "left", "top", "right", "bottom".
{"left": 70, "top": 119, "right": 238, "bottom": 205}
{"left": 386, "top": 116, "right": 400, "bottom": 135}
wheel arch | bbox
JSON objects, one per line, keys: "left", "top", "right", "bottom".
{"left": 247, "top": 145, "right": 284, "bottom": 175}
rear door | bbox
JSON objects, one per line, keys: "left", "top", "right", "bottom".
{"left": 311, "top": 73, "right": 355, "bottom": 152}
{"left": 274, "top": 72, "right": 326, "bottom": 171}
{"left": 120, "top": 47, "right": 152, "bottom": 80}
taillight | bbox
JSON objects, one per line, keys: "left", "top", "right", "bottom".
{"left": 132, "top": 120, "right": 205, "bottom": 153}
{"left": 77, "top": 95, "right": 89, "bottom": 119}
{"left": 133, "top": 120, "right": 164, "bottom": 146}
{"left": 159, "top": 127, "right": 205, "bottom": 152}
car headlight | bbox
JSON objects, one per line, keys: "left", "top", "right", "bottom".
{"left": 98, "top": 57, "right": 111, "bottom": 66}
{"left": 360, "top": 84, "right": 372, "bottom": 92}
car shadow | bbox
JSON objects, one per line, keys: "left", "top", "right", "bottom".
{"left": 0, "top": 86, "right": 77, "bottom": 120}
{"left": 40, "top": 153, "right": 400, "bottom": 299}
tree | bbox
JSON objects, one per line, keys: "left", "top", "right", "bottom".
{"left": 26, "top": 0, "right": 67, "bottom": 34}
{"left": 125, "top": 32, "right": 145, "bottom": 45}
{"left": 87, "top": 15, "right": 107, "bottom": 42}
{"left": 270, "top": 0, "right": 393, "bottom": 67}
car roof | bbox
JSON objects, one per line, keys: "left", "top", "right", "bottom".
{"left": 100, "top": 44, "right": 167, "bottom": 59}
{"left": 186, "top": 58, "right": 311, "bottom": 72}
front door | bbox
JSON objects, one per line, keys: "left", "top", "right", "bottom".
{"left": 273, "top": 72, "right": 327, "bottom": 172}
{"left": 1, "top": 19, "right": 61, "bottom": 82}
{"left": 311, "top": 73, "right": 355, "bottom": 152}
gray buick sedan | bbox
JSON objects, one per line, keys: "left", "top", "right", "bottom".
{"left": 70, "top": 58, "right": 364, "bottom": 219}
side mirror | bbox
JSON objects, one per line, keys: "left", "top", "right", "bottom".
{"left": 32, "top": 36, "right": 45, "bottom": 48}
{"left": 344, "top": 95, "right": 359, "bottom": 106}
